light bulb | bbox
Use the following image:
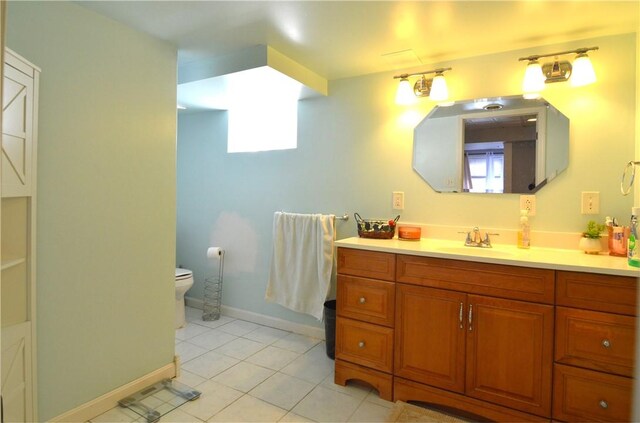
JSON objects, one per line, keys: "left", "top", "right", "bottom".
{"left": 522, "top": 60, "right": 545, "bottom": 99}
{"left": 395, "top": 78, "right": 416, "bottom": 105}
{"left": 429, "top": 74, "right": 449, "bottom": 101}
{"left": 571, "top": 53, "right": 596, "bottom": 87}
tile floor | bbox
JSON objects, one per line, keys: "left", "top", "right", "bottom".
{"left": 90, "top": 307, "right": 394, "bottom": 422}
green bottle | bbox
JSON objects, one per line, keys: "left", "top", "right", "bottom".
{"left": 628, "top": 207, "right": 640, "bottom": 267}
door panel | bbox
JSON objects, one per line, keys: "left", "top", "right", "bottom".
{"left": 466, "top": 295, "right": 553, "bottom": 417}
{"left": 1, "top": 322, "right": 33, "bottom": 423}
{"left": 395, "top": 284, "right": 466, "bottom": 393}
{"left": 2, "top": 63, "right": 33, "bottom": 197}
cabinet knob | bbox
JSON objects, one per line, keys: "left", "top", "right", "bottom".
{"left": 599, "top": 400, "right": 609, "bottom": 409}
{"left": 602, "top": 339, "right": 611, "bottom": 348}
{"left": 358, "top": 341, "right": 365, "bottom": 348}
{"left": 359, "top": 297, "right": 366, "bottom": 304}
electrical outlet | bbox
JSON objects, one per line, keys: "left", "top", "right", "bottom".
{"left": 393, "top": 191, "right": 405, "bottom": 210}
{"left": 519, "top": 195, "right": 536, "bottom": 216}
{"left": 581, "top": 191, "right": 600, "bottom": 214}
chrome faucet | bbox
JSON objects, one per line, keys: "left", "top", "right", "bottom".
{"left": 463, "top": 227, "right": 498, "bottom": 248}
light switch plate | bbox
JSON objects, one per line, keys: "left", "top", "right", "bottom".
{"left": 393, "top": 191, "right": 405, "bottom": 210}
{"left": 581, "top": 191, "right": 600, "bottom": 214}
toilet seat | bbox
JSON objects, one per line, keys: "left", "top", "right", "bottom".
{"left": 175, "top": 268, "right": 193, "bottom": 281}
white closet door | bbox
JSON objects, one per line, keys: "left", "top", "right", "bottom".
{"left": 2, "top": 62, "right": 33, "bottom": 197}
{"left": 1, "top": 49, "right": 38, "bottom": 422}
{"left": 1, "top": 321, "right": 33, "bottom": 423}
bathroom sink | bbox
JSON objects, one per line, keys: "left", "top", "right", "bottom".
{"left": 435, "top": 246, "right": 516, "bottom": 258}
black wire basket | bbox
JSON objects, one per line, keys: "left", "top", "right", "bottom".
{"left": 354, "top": 213, "right": 400, "bottom": 239}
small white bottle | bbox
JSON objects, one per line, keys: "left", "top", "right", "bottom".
{"left": 518, "top": 209, "right": 530, "bottom": 249}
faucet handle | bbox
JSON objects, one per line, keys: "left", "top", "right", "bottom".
{"left": 482, "top": 232, "right": 500, "bottom": 247}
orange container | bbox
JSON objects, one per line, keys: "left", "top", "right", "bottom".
{"left": 608, "top": 225, "right": 629, "bottom": 257}
{"left": 398, "top": 226, "right": 421, "bottom": 240}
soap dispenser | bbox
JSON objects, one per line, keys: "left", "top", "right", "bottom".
{"left": 518, "top": 209, "right": 530, "bottom": 249}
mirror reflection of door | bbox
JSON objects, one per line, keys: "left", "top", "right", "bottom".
{"left": 463, "top": 113, "right": 537, "bottom": 194}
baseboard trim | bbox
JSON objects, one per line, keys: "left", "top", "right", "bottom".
{"left": 185, "top": 297, "right": 326, "bottom": 340}
{"left": 49, "top": 360, "right": 178, "bottom": 423}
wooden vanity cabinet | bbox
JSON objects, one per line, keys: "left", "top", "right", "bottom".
{"left": 552, "top": 271, "right": 637, "bottom": 422}
{"left": 334, "top": 248, "right": 395, "bottom": 400}
{"left": 394, "top": 255, "right": 554, "bottom": 419}
{"left": 334, "top": 246, "right": 637, "bottom": 422}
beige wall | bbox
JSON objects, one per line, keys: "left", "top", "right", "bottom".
{"left": 6, "top": 2, "right": 177, "bottom": 420}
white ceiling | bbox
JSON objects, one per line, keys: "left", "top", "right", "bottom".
{"left": 79, "top": 1, "right": 638, "bottom": 81}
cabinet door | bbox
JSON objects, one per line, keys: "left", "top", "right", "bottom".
{"left": 1, "top": 321, "right": 34, "bottom": 423}
{"left": 2, "top": 60, "right": 34, "bottom": 197}
{"left": 395, "top": 284, "right": 466, "bottom": 393}
{"left": 466, "top": 295, "right": 553, "bottom": 417}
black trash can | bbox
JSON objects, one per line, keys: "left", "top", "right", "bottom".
{"left": 323, "top": 300, "right": 337, "bottom": 359}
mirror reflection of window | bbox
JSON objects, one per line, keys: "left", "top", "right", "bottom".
{"left": 464, "top": 143, "right": 504, "bottom": 193}
{"left": 463, "top": 113, "right": 537, "bottom": 194}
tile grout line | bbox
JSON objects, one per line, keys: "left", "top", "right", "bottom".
{"left": 116, "top": 307, "right": 389, "bottom": 423}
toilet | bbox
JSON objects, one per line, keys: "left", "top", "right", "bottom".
{"left": 175, "top": 268, "right": 194, "bottom": 329}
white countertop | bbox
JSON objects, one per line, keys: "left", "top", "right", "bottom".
{"left": 335, "top": 237, "right": 640, "bottom": 278}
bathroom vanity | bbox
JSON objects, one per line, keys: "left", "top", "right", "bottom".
{"left": 334, "top": 237, "right": 638, "bottom": 422}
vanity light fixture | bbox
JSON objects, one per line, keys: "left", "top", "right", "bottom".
{"left": 519, "top": 47, "right": 598, "bottom": 98}
{"left": 393, "top": 67, "right": 452, "bottom": 105}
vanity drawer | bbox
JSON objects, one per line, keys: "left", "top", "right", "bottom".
{"left": 556, "top": 271, "right": 637, "bottom": 316}
{"left": 336, "top": 317, "right": 393, "bottom": 373}
{"left": 337, "top": 248, "right": 395, "bottom": 281}
{"left": 552, "top": 364, "right": 632, "bottom": 423}
{"left": 337, "top": 275, "right": 395, "bottom": 327}
{"left": 555, "top": 307, "right": 635, "bottom": 377}
{"left": 396, "top": 254, "right": 554, "bottom": 304}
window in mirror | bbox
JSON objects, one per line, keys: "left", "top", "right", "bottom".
{"left": 465, "top": 143, "right": 505, "bottom": 193}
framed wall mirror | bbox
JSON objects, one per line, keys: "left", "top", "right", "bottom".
{"left": 413, "top": 96, "right": 569, "bottom": 194}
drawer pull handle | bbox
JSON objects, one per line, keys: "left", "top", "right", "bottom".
{"left": 359, "top": 297, "right": 366, "bottom": 304}
{"left": 602, "top": 339, "right": 611, "bottom": 348}
{"left": 358, "top": 341, "right": 365, "bottom": 348}
{"left": 599, "top": 400, "right": 609, "bottom": 409}
{"left": 468, "top": 304, "right": 473, "bottom": 331}
{"left": 459, "top": 302, "right": 464, "bottom": 329}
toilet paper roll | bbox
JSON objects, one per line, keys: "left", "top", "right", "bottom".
{"left": 207, "top": 247, "right": 223, "bottom": 258}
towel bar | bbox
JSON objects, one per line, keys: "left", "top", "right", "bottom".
{"left": 279, "top": 211, "right": 349, "bottom": 221}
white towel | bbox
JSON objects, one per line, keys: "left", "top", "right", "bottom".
{"left": 265, "top": 212, "right": 335, "bottom": 320}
